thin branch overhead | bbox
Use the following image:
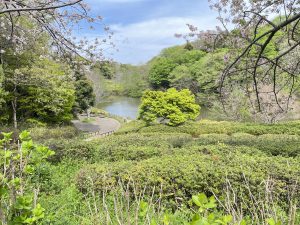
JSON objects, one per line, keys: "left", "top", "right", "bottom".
{"left": 0, "top": 0, "right": 83, "bottom": 14}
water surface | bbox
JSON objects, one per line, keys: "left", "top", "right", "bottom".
{"left": 97, "top": 96, "right": 140, "bottom": 119}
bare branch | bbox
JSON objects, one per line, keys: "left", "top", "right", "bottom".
{"left": 0, "top": 0, "right": 83, "bottom": 14}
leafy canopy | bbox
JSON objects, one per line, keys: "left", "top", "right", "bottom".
{"left": 138, "top": 88, "right": 200, "bottom": 126}
{"left": 148, "top": 46, "right": 205, "bottom": 89}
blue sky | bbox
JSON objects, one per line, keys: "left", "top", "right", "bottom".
{"left": 85, "top": 0, "right": 219, "bottom": 65}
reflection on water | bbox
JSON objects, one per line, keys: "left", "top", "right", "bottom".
{"left": 97, "top": 96, "right": 211, "bottom": 120}
{"left": 97, "top": 96, "right": 141, "bottom": 119}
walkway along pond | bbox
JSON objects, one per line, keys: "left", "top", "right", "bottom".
{"left": 72, "top": 116, "right": 121, "bottom": 139}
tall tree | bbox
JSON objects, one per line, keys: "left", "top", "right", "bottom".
{"left": 0, "top": 1, "right": 110, "bottom": 127}
{"left": 73, "top": 70, "right": 95, "bottom": 114}
{"left": 209, "top": 0, "right": 300, "bottom": 114}
{"left": 0, "top": 1, "right": 113, "bottom": 62}
{"left": 18, "top": 59, "right": 75, "bottom": 123}
{"left": 178, "top": 1, "right": 300, "bottom": 121}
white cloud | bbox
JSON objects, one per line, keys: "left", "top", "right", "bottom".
{"left": 108, "top": 16, "right": 219, "bottom": 64}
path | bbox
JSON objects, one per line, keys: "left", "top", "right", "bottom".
{"left": 72, "top": 115, "right": 121, "bottom": 139}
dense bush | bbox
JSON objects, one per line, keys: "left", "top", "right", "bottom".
{"left": 91, "top": 133, "right": 192, "bottom": 162}
{"left": 29, "top": 126, "right": 79, "bottom": 142}
{"left": 76, "top": 152, "right": 300, "bottom": 209}
{"left": 120, "top": 120, "right": 300, "bottom": 136}
{"left": 193, "top": 133, "right": 300, "bottom": 157}
{"left": 23, "top": 119, "right": 300, "bottom": 224}
{"left": 138, "top": 88, "right": 200, "bottom": 126}
{"left": 43, "top": 139, "right": 97, "bottom": 162}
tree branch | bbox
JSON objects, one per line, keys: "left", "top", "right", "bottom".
{"left": 0, "top": 0, "right": 83, "bottom": 14}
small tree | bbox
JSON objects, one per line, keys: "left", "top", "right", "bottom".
{"left": 138, "top": 88, "right": 200, "bottom": 126}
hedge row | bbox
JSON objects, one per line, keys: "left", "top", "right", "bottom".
{"left": 44, "top": 131, "right": 300, "bottom": 163}
{"left": 193, "top": 133, "right": 300, "bottom": 157}
{"left": 76, "top": 151, "right": 300, "bottom": 209}
{"left": 118, "top": 120, "right": 300, "bottom": 136}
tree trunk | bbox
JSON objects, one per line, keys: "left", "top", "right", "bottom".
{"left": 12, "top": 96, "right": 17, "bottom": 130}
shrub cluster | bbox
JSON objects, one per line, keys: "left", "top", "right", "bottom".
{"left": 76, "top": 149, "right": 300, "bottom": 209}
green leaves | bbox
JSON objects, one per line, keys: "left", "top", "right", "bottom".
{"left": 138, "top": 200, "right": 149, "bottom": 218}
{"left": 15, "top": 195, "right": 33, "bottom": 210}
{"left": 19, "top": 130, "right": 31, "bottom": 141}
{"left": 0, "top": 130, "right": 54, "bottom": 224}
{"left": 148, "top": 46, "right": 206, "bottom": 89}
{"left": 149, "top": 57, "right": 176, "bottom": 88}
{"left": 266, "top": 218, "right": 282, "bottom": 225}
{"left": 190, "top": 193, "right": 232, "bottom": 225}
{"left": 13, "top": 198, "right": 45, "bottom": 224}
{"left": 2, "top": 132, "right": 13, "bottom": 143}
{"left": 192, "top": 193, "right": 217, "bottom": 212}
{"left": 138, "top": 88, "right": 200, "bottom": 126}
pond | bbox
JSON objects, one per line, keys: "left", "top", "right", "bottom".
{"left": 97, "top": 96, "right": 141, "bottom": 119}
{"left": 97, "top": 96, "right": 211, "bottom": 120}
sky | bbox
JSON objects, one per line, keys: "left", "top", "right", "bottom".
{"left": 85, "top": 0, "right": 220, "bottom": 65}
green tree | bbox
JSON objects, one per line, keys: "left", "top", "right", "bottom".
{"left": 122, "top": 72, "right": 149, "bottom": 98}
{"left": 97, "top": 61, "right": 115, "bottom": 79}
{"left": 148, "top": 46, "right": 206, "bottom": 89}
{"left": 138, "top": 88, "right": 200, "bottom": 126}
{"left": 0, "top": 45, "right": 46, "bottom": 128}
{"left": 190, "top": 48, "right": 228, "bottom": 106}
{"left": 169, "top": 65, "right": 199, "bottom": 94}
{"left": 17, "top": 59, "right": 75, "bottom": 123}
{"left": 148, "top": 58, "right": 176, "bottom": 88}
{"left": 73, "top": 71, "right": 95, "bottom": 114}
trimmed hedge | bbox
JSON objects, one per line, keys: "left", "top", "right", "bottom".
{"left": 193, "top": 133, "right": 300, "bottom": 157}
{"left": 43, "top": 139, "right": 97, "bottom": 162}
{"left": 76, "top": 150, "right": 300, "bottom": 208}
{"left": 118, "top": 120, "right": 300, "bottom": 136}
{"left": 43, "top": 131, "right": 300, "bottom": 163}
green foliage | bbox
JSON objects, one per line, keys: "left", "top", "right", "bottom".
{"left": 96, "top": 61, "right": 115, "bottom": 79}
{"left": 18, "top": 59, "right": 75, "bottom": 123}
{"left": 149, "top": 58, "right": 176, "bottom": 88}
{"left": 0, "top": 21, "right": 81, "bottom": 126}
{"left": 129, "top": 119, "right": 300, "bottom": 137}
{"left": 28, "top": 126, "right": 78, "bottom": 142}
{"left": 0, "top": 131, "right": 54, "bottom": 224}
{"left": 73, "top": 71, "right": 95, "bottom": 113}
{"left": 25, "top": 118, "right": 47, "bottom": 128}
{"left": 92, "top": 63, "right": 150, "bottom": 99}
{"left": 1, "top": 55, "right": 76, "bottom": 125}
{"left": 20, "top": 119, "right": 300, "bottom": 224}
{"left": 190, "top": 49, "right": 228, "bottom": 106}
{"left": 76, "top": 150, "right": 299, "bottom": 210}
{"left": 160, "top": 46, "right": 205, "bottom": 64}
{"left": 249, "top": 25, "right": 283, "bottom": 59}
{"left": 122, "top": 72, "right": 149, "bottom": 97}
{"left": 0, "top": 65, "right": 8, "bottom": 123}
{"left": 190, "top": 193, "right": 233, "bottom": 225}
{"left": 148, "top": 46, "right": 206, "bottom": 89}
{"left": 138, "top": 88, "right": 200, "bottom": 126}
